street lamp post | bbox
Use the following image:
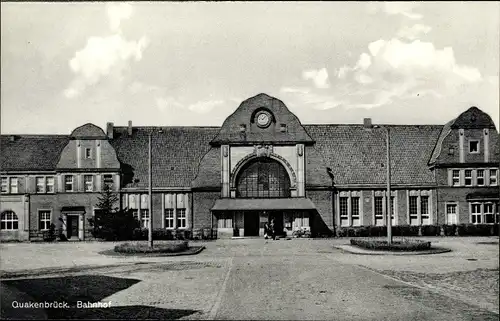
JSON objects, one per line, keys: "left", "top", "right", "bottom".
{"left": 148, "top": 132, "right": 153, "bottom": 248}
{"left": 374, "top": 125, "right": 392, "bottom": 245}
{"left": 326, "top": 167, "right": 336, "bottom": 237}
{"left": 385, "top": 127, "right": 392, "bottom": 245}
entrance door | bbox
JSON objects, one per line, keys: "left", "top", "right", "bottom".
{"left": 67, "top": 215, "right": 79, "bottom": 239}
{"left": 244, "top": 212, "right": 259, "bottom": 236}
{"left": 269, "top": 212, "right": 284, "bottom": 237}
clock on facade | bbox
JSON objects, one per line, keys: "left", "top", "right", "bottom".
{"left": 256, "top": 111, "right": 271, "bottom": 128}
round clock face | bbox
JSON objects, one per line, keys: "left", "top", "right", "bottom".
{"left": 256, "top": 112, "right": 271, "bottom": 128}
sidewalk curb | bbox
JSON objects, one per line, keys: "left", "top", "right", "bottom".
{"left": 334, "top": 245, "right": 451, "bottom": 255}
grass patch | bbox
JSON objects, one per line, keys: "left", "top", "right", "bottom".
{"left": 350, "top": 238, "right": 431, "bottom": 252}
{"left": 114, "top": 241, "right": 188, "bottom": 254}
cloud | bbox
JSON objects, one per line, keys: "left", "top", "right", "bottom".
{"left": 337, "top": 38, "right": 482, "bottom": 108}
{"left": 280, "top": 87, "right": 343, "bottom": 110}
{"left": 397, "top": 24, "right": 432, "bottom": 40}
{"left": 155, "top": 94, "right": 225, "bottom": 114}
{"left": 384, "top": 2, "right": 422, "bottom": 20}
{"left": 302, "top": 68, "right": 330, "bottom": 89}
{"left": 188, "top": 100, "right": 225, "bottom": 113}
{"left": 64, "top": 4, "right": 148, "bottom": 99}
{"left": 107, "top": 3, "right": 133, "bottom": 32}
{"left": 280, "top": 87, "right": 311, "bottom": 94}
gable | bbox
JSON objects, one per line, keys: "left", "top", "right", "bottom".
{"left": 210, "top": 93, "right": 314, "bottom": 146}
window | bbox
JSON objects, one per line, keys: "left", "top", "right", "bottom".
{"left": 469, "top": 140, "right": 479, "bottom": 153}
{"left": 84, "top": 175, "right": 93, "bottom": 192}
{"left": 1, "top": 177, "right": 8, "bottom": 193}
{"left": 421, "top": 196, "right": 430, "bottom": 225}
{"left": 484, "top": 203, "right": 495, "bottom": 224}
{"left": 464, "top": 170, "right": 472, "bottom": 186}
{"left": 476, "top": 170, "right": 485, "bottom": 186}
{"left": 64, "top": 175, "right": 74, "bottom": 192}
{"left": 471, "top": 203, "right": 482, "bottom": 224}
{"left": 85, "top": 148, "right": 92, "bottom": 159}
{"left": 218, "top": 213, "right": 232, "bottom": 228}
{"left": 165, "top": 209, "right": 174, "bottom": 228}
{"left": 446, "top": 204, "right": 458, "bottom": 225}
{"left": 177, "top": 209, "right": 187, "bottom": 228}
{"left": 490, "top": 169, "right": 498, "bottom": 186}
{"left": 470, "top": 202, "right": 498, "bottom": 224}
{"left": 36, "top": 177, "right": 45, "bottom": 193}
{"left": 452, "top": 170, "right": 460, "bottom": 186}
{"left": 374, "top": 196, "right": 384, "bottom": 226}
{"left": 409, "top": 196, "right": 418, "bottom": 225}
{"left": 351, "top": 197, "right": 360, "bottom": 226}
{"left": 103, "top": 174, "right": 113, "bottom": 189}
{"left": 39, "top": 210, "right": 51, "bottom": 230}
{"left": 9, "top": 177, "right": 18, "bottom": 194}
{"left": 339, "top": 197, "right": 348, "bottom": 227}
{"left": 133, "top": 209, "right": 149, "bottom": 228}
{"left": 46, "top": 177, "right": 54, "bottom": 193}
{"left": 236, "top": 158, "right": 290, "bottom": 198}
{"left": 1, "top": 211, "right": 18, "bottom": 230}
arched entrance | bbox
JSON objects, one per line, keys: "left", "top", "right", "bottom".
{"left": 236, "top": 157, "right": 291, "bottom": 198}
{"left": 235, "top": 158, "right": 290, "bottom": 236}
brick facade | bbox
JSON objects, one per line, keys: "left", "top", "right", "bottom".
{"left": 1, "top": 95, "right": 499, "bottom": 240}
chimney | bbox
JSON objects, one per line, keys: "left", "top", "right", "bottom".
{"left": 363, "top": 118, "right": 372, "bottom": 129}
{"left": 106, "top": 122, "right": 114, "bottom": 139}
{"left": 128, "top": 120, "right": 133, "bottom": 136}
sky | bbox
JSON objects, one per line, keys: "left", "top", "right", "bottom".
{"left": 1, "top": 1, "right": 499, "bottom": 134}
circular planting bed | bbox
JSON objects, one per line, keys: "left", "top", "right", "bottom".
{"left": 350, "top": 238, "right": 431, "bottom": 252}
{"left": 99, "top": 241, "right": 205, "bottom": 257}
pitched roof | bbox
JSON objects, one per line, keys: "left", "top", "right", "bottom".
{"left": 1, "top": 135, "right": 70, "bottom": 171}
{"left": 303, "top": 124, "right": 443, "bottom": 186}
{"left": 428, "top": 119, "right": 454, "bottom": 165}
{"left": 109, "top": 127, "right": 219, "bottom": 188}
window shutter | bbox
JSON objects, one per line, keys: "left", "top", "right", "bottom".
{"left": 95, "top": 174, "right": 101, "bottom": 191}
{"left": 448, "top": 169, "right": 452, "bottom": 186}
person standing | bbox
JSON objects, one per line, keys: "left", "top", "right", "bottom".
{"left": 270, "top": 218, "right": 276, "bottom": 240}
{"left": 264, "top": 221, "right": 270, "bottom": 239}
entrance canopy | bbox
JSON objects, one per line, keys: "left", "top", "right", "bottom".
{"left": 212, "top": 198, "right": 316, "bottom": 211}
{"left": 61, "top": 206, "right": 86, "bottom": 214}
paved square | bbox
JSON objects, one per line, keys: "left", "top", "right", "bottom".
{"left": 1, "top": 237, "right": 498, "bottom": 320}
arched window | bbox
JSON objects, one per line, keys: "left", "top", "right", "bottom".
{"left": 236, "top": 158, "right": 291, "bottom": 198}
{"left": 1, "top": 211, "right": 19, "bottom": 230}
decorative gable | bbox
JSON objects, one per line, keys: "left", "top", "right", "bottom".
{"left": 210, "top": 93, "right": 315, "bottom": 146}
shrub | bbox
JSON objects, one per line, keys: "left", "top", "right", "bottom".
{"left": 421, "top": 225, "right": 440, "bottom": 236}
{"left": 350, "top": 238, "right": 431, "bottom": 251}
{"left": 43, "top": 223, "right": 57, "bottom": 242}
{"left": 368, "top": 226, "right": 386, "bottom": 237}
{"left": 114, "top": 241, "right": 189, "bottom": 254}
{"left": 456, "top": 224, "right": 498, "bottom": 236}
{"left": 442, "top": 224, "right": 457, "bottom": 236}
{"left": 392, "top": 225, "right": 420, "bottom": 237}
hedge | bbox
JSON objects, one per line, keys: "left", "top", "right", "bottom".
{"left": 335, "top": 224, "right": 499, "bottom": 237}
{"left": 131, "top": 228, "right": 217, "bottom": 241}
{"left": 350, "top": 238, "right": 431, "bottom": 251}
{"left": 114, "top": 241, "right": 189, "bottom": 254}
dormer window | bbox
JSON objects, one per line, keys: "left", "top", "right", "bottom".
{"left": 448, "top": 148, "right": 454, "bottom": 155}
{"left": 280, "top": 124, "right": 287, "bottom": 132}
{"left": 85, "top": 148, "right": 92, "bottom": 159}
{"left": 469, "top": 140, "right": 479, "bottom": 154}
